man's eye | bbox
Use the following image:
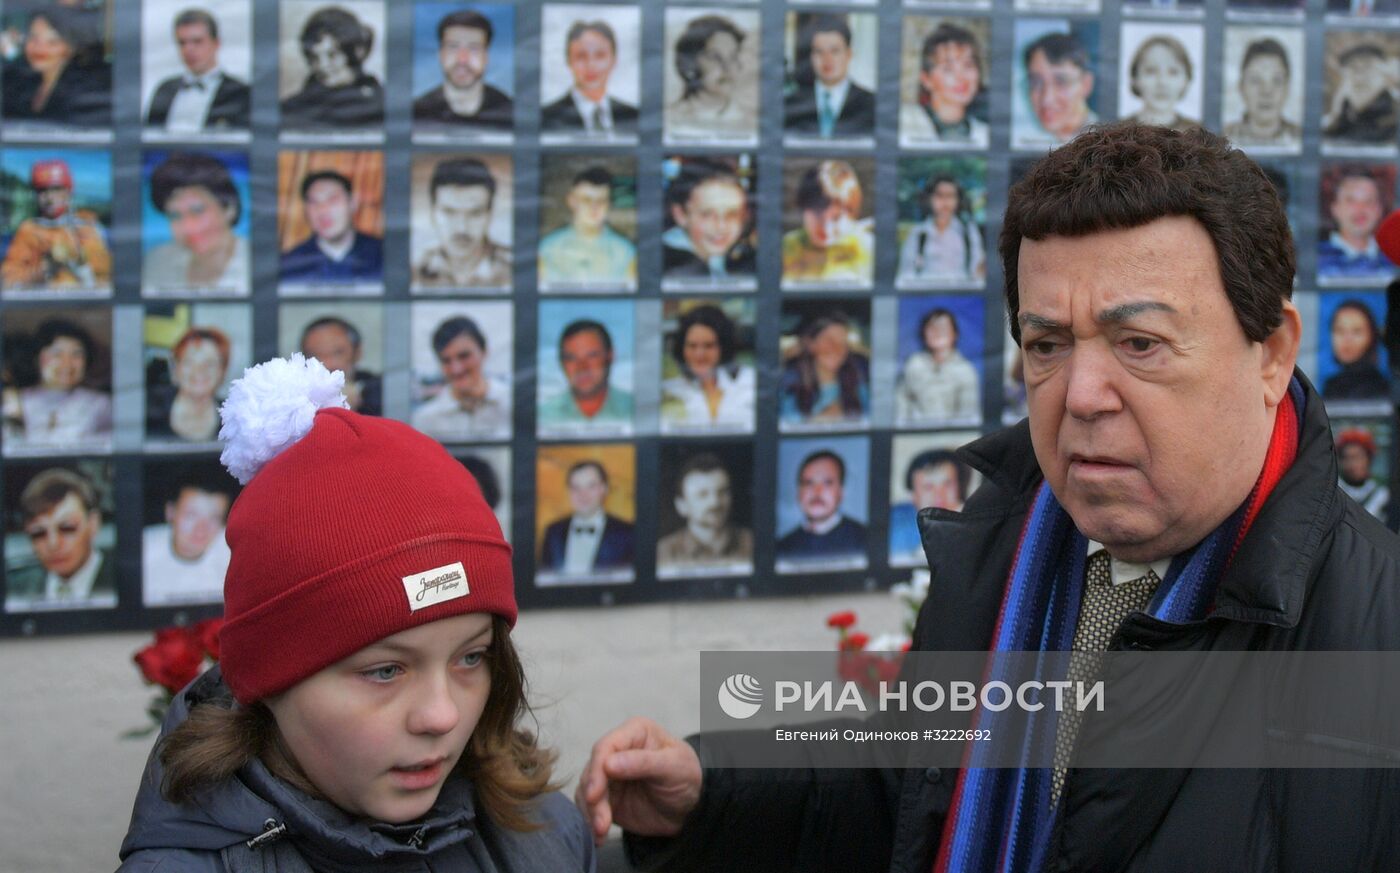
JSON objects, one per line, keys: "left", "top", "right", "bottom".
{"left": 1123, "top": 337, "right": 1158, "bottom": 354}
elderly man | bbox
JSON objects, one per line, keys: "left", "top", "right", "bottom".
{"left": 577, "top": 123, "right": 1400, "bottom": 871}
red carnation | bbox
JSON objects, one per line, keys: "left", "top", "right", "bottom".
{"left": 133, "top": 627, "right": 206, "bottom": 694}
{"left": 191, "top": 618, "right": 224, "bottom": 661}
{"left": 845, "top": 631, "right": 870, "bottom": 651}
{"left": 826, "top": 611, "right": 857, "bottom": 630}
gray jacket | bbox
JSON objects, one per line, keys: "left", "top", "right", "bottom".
{"left": 118, "top": 667, "right": 595, "bottom": 873}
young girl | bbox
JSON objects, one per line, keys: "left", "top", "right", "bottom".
{"left": 118, "top": 356, "right": 595, "bottom": 872}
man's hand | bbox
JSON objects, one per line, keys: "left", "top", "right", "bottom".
{"left": 574, "top": 717, "right": 703, "bottom": 846}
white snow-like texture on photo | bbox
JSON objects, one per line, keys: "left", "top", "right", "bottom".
{"left": 219, "top": 354, "right": 349, "bottom": 484}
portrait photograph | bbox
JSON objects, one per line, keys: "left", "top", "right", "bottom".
{"left": 537, "top": 298, "right": 635, "bottom": 439}
{"left": 781, "top": 156, "right": 876, "bottom": 290}
{"left": 412, "top": 3, "right": 515, "bottom": 144}
{"left": 1315, "top": 291, "right": 1391, "bottom": 410}
{"left": 899, "top": 16, "right": 991, "bottom": 150}
{"left": 144, "top": 303, "right": 251, "bottom": 449}
{"left": 1221, "top": 27, "right": 1304, "bottom": 154}
{"left": 889, "top": 431, "right": 980, "bottom": 568}
{"left": 535, "top": 442, "right": 636, "bottom": 586}
{"left": 539, "top": 4, "right": 641, "bottom": 145}
{"left": 140, "top": 1, "right": 252, "bottom": 143}
{"left": 663, "top": 7, "right": 760, "bottom": 147}
{"left": 1118, "top": 22, "right": 1205, "bottom": 132}
{"left": 657, "top": 441, "right": 755, "bottom": 580}
{"left": 895, "top": 295, "right": 986, "bottom": 429}
{"left": 410, "top": 300, "right": 514, "bottom": 444}
{"left": 1316, "top": 163, "right": 1396, "bottom": 286}
{"left": 278, "top": 1, "right": 386, "bottom": 138}
{"left": 778, "top": 298, "right": 873, "bottom": 433}
{"left": 1226, "top": 0, "right": 1305, "bottom": 20}
{"left": 1011, "top": 19, "right": 1101, "bottom": 151}
{"left": 1123, "top": 0, "right": 1203, "bottom": 18}
{"left": 410, "top": 152, "right": 513, "bottom": 293}
{"left": 0, "top": 148, "right": 112, "bottom": 299}
{"left": 3, "top": 459, "right": 115, "bottom": 613}
{"left": 783, "top": 11, "right": 878, "bottom": 147}
{"left": 277, "top": 150, "right": 385, "bottom": 295}
{"left": 278, "top": 301, "right": 385, "bottom": 417}
{"left": 538, "top": 154, "right": 637, "bottom": 292}
{"left": 141, "top": 150, "right": 251, "bottom": 297}
{"left": 1331, "top": 417, "right": 1392, "bottom": 522}
{"left": 895, "top": 156, "right": 988, "bottom": 290}
{"left": 1, "top": 306, "right": 112, "bottom": 456}
{"left": 660, "top": 297, "right": 757, "bottom": 435}
{"left": 456, "top": 447, "right": 512, "bottom": 544}
{"left": 141, "top": 459, "right": 238, "bottom": 607}
{"left": 661, "top": 154, "right": 757, "bottom": 292}
{"left": 775, "top": 435, "right": 870, "bottom": 574}
{"left": 0, "top": 1, "right": 113, "bottom": 140}
{"left": 1321, "top": 31, "right": 1400, "bottom": 154}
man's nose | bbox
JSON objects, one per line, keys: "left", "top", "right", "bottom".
{"left": 1062, "top": 342, "right": 1123, "bottom": 421}
{"left": 406, "top": 674, "right": 461, "bottom": 736}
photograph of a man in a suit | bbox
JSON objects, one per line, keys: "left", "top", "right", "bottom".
{"left": 540, "top": 459, "right": 635, "bottom": 574}
{"left": 4, "top": 467, "right": 115, "bottom": 611}
{"left": 145, "top": 9, "right": 250, "bottom": 133}
{"left": 784, "top": 13, "right": 875, "bottom": 139}
{"left": 541, "top": 19, "right": 637, "bottom": 136}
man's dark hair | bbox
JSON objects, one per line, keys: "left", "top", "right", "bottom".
{"left": 1001, "top": 123, "right": 1294, "bottom": 344}
{"left": 921, "top": 23, "right": 979, "bottom": 74}
{"left": 300, "top": 7, "right": 373, "bottom": 71}
{"left": 438, "top": 9, "right": 492, "bottom": 46}
{"left": 1242, "top": 38, "right": 1289, "bottom": 79}
{"left": 162, "top": 463, "right": 237, "bottom": 511}
{"left": 430, "top": 157, "right": 495, "bottom": 205}
{"left": 20, "top": 468, "right": 97, "bottom": 522}
{"left": 174, "top": 8, "right": 218, "bottom": 40}
{"left": 1023, "top": 31, "right": 1090, "bottom": 74}
{"left": 571, "top": 166, "right": 614, "bottom": 191}
{"left": 459, "top": 455, "right": 501, "bottom": 509}
{"left": 567, "top": 460, "right": 608, "bottom": 487}
{"left": 559, "top": 320, "right": 612, "bottom": 355}
{"left": 801, "top": 13, "right": 851, "bottom": 50}
{"left": 150, "top": 152, "right": 242, "bottom": 226}
{"left": 300, "top": 170, "right": 352, "bottom": 201}
{"left": 1339, "top": 43, "right": 1386, "bottom": 67}
{"left": 905, "top": 449, "right": 970, "bottom": 500}
{"left": 301, "top": 316, "right": 361, "bottom": 350}
{"left": 798, "top": 449, "right": 845, "bottom": 485}
{"left": 674, "top": 15, "right": 744, "bottom": 96}
{"left": 675, "top": 452, "right": 728, "bottom": 494}
{"left": 565, "top": 20, "right": 616, "bottom": 58}
{"left": 33, "top": 319, "right": 95, "bottom": 367}
{"left": 671, "top": 304, "right": 737, "bottom": 371}
{"left": 432, "top": 316, "right": 486, "bottom": 356}
{"left": 666, "top": 160, "right": 747, "bottom": 214}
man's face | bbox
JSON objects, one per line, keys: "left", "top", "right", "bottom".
{"left": 176, "top": 22, "right": 219, "bottom": 76}
{"left": 438, "top": 333, "right": 485, "bottom": 400}
{"left": 921, "top": 41, "right": 980, "bottom": 110}
{"left": 567, "top": 29, "right": 616, "bottom": 98}
{"left": 911, "top": 462, "right": 964, "bottom": 512}
{"left": 1340, "top": 54, "right": 1387, "bottom": 109}
{"left": 674, "top": 179, "right": 747, "bottom": 259}
{"left": 1339, "top": 443, "right": 1373, "bottom": 485}
{"left": 1027, "top": 49, "right": 1094, "bottom": 140}
{"left": 1240, "top": 55, "right": 1287, "bottom": 124}
{"left": 1331, "top": 176, "right": 1382, "bottom": 241}
{"left": 38, "top": 335, "right": 86, "bottom": 391}
{"left": 166, "top": 488, "right": 230, "bottom": 561}
{"left": 439, "top": 25, "right": 488, "bottom": 90}
{"left": 307, "top": 33, "right": 355, "bottom": 88}
{"left": 26, "top": 492, "right": 99, "bottom": 579}
{"left": 566, "top": 182, "right": 611, "bottom": 235}
{"left": 1017, "top": 216, "right": 1297, "bottom": 563}
{"left": 797, "top": 457, "right": 844, "bottom": 526}
{"left": 560, "top": 329, "right": 612, "bottom": 400}
{"left": 431, "top": 184, "right": 492, "bottom": 256}
{"left": 567, "top": 465, "right": 607, "bottom": 515}
{"left": 681, "top": 323, "right": 721, "bottom": 381}
{"left": 809, "top": 31, "right": 852, "bottom": 88}
{"left": 301, "top": 324, "right": 360, "bottom": 377}
{"left": 304, "top": 179, "right": 355, "bottom": 245}
{"left": 675, "top": 469, "right": 732, "bottom": 533}
{"left": 36, "top": 186, "right": 71, "bottom": 220}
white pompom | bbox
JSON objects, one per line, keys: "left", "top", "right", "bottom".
{"left": 218, "top": 354, "right": 350, "bottom": 484}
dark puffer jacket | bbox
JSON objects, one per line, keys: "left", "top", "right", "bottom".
{"left": 630, "top": 372, "right": 1400, "bottom": 873}
{"left": 118, "top": 668, "right": 595, "bottom": 873}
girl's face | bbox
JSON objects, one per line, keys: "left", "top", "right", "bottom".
{"left": 1332, "top": 307, "right": 1373, "bottom": 366}
{"left": 38, "top": 335, "right": 86, "bottom": 391}
{"left": 929, "top": 182, "right": 959, "bottom": 225}
{"left": 266, "top": 612, "right": 494, "bottom": 824}
{"left": 923, "top": 314, "right": 957, "bottom": 356}
{"left": 1134, "top": 43, "right": 1189, "bottom": 114}
{"left": 682, "top": 323, "right": 721, "bottom": 379}
{"left": 807, "top": 322, "right": 850, "bottom": 374}
{"left": 25, "top": 16, "right": 73, "bottom": 76}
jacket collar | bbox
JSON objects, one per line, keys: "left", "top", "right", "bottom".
{"left": 954, "top": 370, "right": 1339, "bottom": 629}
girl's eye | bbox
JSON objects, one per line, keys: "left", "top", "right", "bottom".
{"left": 362, "top": 665, "right": 402, "bottom": 683}
{"left": 461, "top": 651, "right": 486, "bottom": 669}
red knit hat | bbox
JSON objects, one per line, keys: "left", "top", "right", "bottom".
{"left": 216, "top": 356, "right": 515, "bottom": 704}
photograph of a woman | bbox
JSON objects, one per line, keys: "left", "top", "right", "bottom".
{"left": 0, "top": 4, "right": 111, "bottom": 130}
{"left": 1322, "top": 297, "right": 1389, "bottom": 401}
{"left": 779, "top": 308, "right": 871, "bottom": 428}
{"left": 661, "top": 302, "right": 756, "bottom": 432}
{"left": 664, "top": 9, "right": 759, "bottom": 144}
{"left": 148, "top": 327, "right": 230, "bottom": 443}
{"left": 1120, "top": 26, "right": 1203, "bottom": 130}
{"left": 2, "top": 315, "right": 112, "bottom": 453}
{"left": 142, "top": 152, "right": 249, "bottom": 296}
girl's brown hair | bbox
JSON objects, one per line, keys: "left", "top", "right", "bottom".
{"left": 160, "top": 616, "right": 556, "bottom": 832}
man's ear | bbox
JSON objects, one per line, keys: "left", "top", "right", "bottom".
{"left": 1261, "top": 299, "right": 1302, "bottom": 408}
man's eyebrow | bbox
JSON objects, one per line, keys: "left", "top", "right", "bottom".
{"left": 1018, "top": 312, "right": 1065, "bottom": 332}
{"left": 1097, "top": 301, "right": 1177, "bottom": 323}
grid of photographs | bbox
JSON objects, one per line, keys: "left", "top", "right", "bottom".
{"left": 0, "top": 0, "right": 1396, "bottom": 635}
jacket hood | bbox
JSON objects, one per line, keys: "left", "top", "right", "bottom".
{"left": 120, "top": 666, "right": 480, "bottom": 870}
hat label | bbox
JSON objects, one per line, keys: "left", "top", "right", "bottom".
{"left": 402, "top": 562, "right": 470, "bottom": 612}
